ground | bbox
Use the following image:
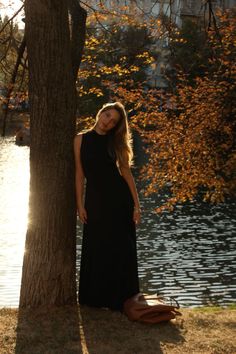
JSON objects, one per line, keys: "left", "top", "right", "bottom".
{"left": 0, "top": 306, "right": 236, "bottom": 354}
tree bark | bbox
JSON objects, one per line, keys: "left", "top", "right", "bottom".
{"left": 69, "top": 0, "right": 87, "bottom": 80}
{"left": 20, "top": 0, "right": 86, "bottom": 307}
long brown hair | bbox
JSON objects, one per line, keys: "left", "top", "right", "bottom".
{"left": 95, "top": 102, "right": 133, "bottom": 167}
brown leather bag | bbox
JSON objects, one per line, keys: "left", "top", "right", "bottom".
{"left": 123, "top": 293, "right": 181, "bottom": 324}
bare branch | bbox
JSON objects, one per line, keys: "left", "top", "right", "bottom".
{"left": 0, "top": 4, "right": 24, "bottom": 35}
{"left": 0, "top": 20, "right": 13, "bottom": 62}
{"left": 17, "top": 54, "right": 28, "bottom": 92}
{"left": 207, "top": 0, "right": 221, "bottom": 40}
{"left": 1, "top": 34, "right": 26, "bottom": 136}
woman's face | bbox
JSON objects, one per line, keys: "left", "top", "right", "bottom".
{"left": 97, "top": 108, "right": 120, "bottom": 133}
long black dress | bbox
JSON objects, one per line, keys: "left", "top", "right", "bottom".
{"left": 79, "top": 129, "right": 139, "bottom": 311}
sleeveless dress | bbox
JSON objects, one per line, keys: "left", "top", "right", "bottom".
{"left": 79, "top": 129, "right": 140, "bottom": 311}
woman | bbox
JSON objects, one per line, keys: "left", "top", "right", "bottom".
{"left": 74, "top": 102, "right": 141, "bottom": 311}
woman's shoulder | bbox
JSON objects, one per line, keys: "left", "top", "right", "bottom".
{"left": 76, "top": 128, "right": 94, "bottom": 136}
{"left": 74, "top": 129, "right": 94, "bottom": 145}
{"left": 75, "top": 128, "right": 91, "bottom": 138}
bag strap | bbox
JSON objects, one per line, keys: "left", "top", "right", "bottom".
{"left": 161, "top": 296, "right": 180, "bottom": 309}
{"left": 140, "top": 294, "right": 180, "bottom": 309}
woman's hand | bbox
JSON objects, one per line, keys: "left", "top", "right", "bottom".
{"left": 133, "top": 207, "right": 141, "bottom": 225}
{"left": 78, "top": 206, "right": 87, "bottom": 224}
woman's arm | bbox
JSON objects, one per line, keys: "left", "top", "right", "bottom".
{"left": 119, "top": 164, "right": 141, "bottom": 225}
{"left": 74, "top": 134, "right": 87, "bottom": 224}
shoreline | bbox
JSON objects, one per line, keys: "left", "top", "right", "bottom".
{"left": 0, "top": 111, "right": 29, "bottom": 135}
{"left": 1, "top": 305, "right": 236, "bottom": 353}
{"left": 1, "top": 303, "right": 236, "bottom": 310}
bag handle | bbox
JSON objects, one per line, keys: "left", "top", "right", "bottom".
{"left": 158, "top": 295, "right": 180, "bottom": 309}
{"left": 141, "top": 294, "right": 180, "bottom": 309}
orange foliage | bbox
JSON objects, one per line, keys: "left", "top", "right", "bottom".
{"left": 79, "top": 7, "right": 235, "bottom": 211}
{"left": 111, "top": 11, "right": 236, "bottom": 211}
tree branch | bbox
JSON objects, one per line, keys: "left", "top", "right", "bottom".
{"left": 1, "top": 34, "right": 26, "bottom": 136}
{"left": 0, "top": 5, "right": 24, "bottom": 35}
{"left": 207, "top": 0, "right": 221, "bottom": 41}
{"left": 0, "top": 20, "right": 13, "bottom": 62}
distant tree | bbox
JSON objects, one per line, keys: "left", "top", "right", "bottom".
{"left": 0, "top": 14, "right": 28, "bottom": 135}
{"left": 0, "top": 16, "right": 26, "bottom": 93}
{"left": 167, "top": 19, "right": 211, "bottom": 85}
{"left": 77, "top": 21, "right": 155, "bottom": 118}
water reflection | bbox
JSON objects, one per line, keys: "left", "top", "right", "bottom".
{"left": 0, "top": 137, "right": 29, "bottom": 307}
{"left": 0, "top": 137, "right": 236, "bottom": 307}
{"left": 136, "top": 200, "right": 236, "bottom": 307}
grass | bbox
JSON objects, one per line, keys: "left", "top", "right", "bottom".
{"left": 0, "top": 305, "right": 236, "bottom": 354}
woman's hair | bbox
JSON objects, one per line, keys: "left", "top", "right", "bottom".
{"left": 95, "top": 102, "right": 133, "bottom": 167}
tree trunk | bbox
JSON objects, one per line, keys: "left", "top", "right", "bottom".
{"left": 20, "top": 0, "right": 85, "bottom": 307}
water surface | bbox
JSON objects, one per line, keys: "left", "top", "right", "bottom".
{"left": 0, "top": 137, "right": 236, "bottom": 307}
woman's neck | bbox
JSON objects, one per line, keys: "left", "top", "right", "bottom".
{"left": 94, "top": 126, "right": 107, "bottom": 135}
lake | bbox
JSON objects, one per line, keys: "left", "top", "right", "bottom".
{"left": 0, "top": 136, "right": 236, "bottom": 307}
